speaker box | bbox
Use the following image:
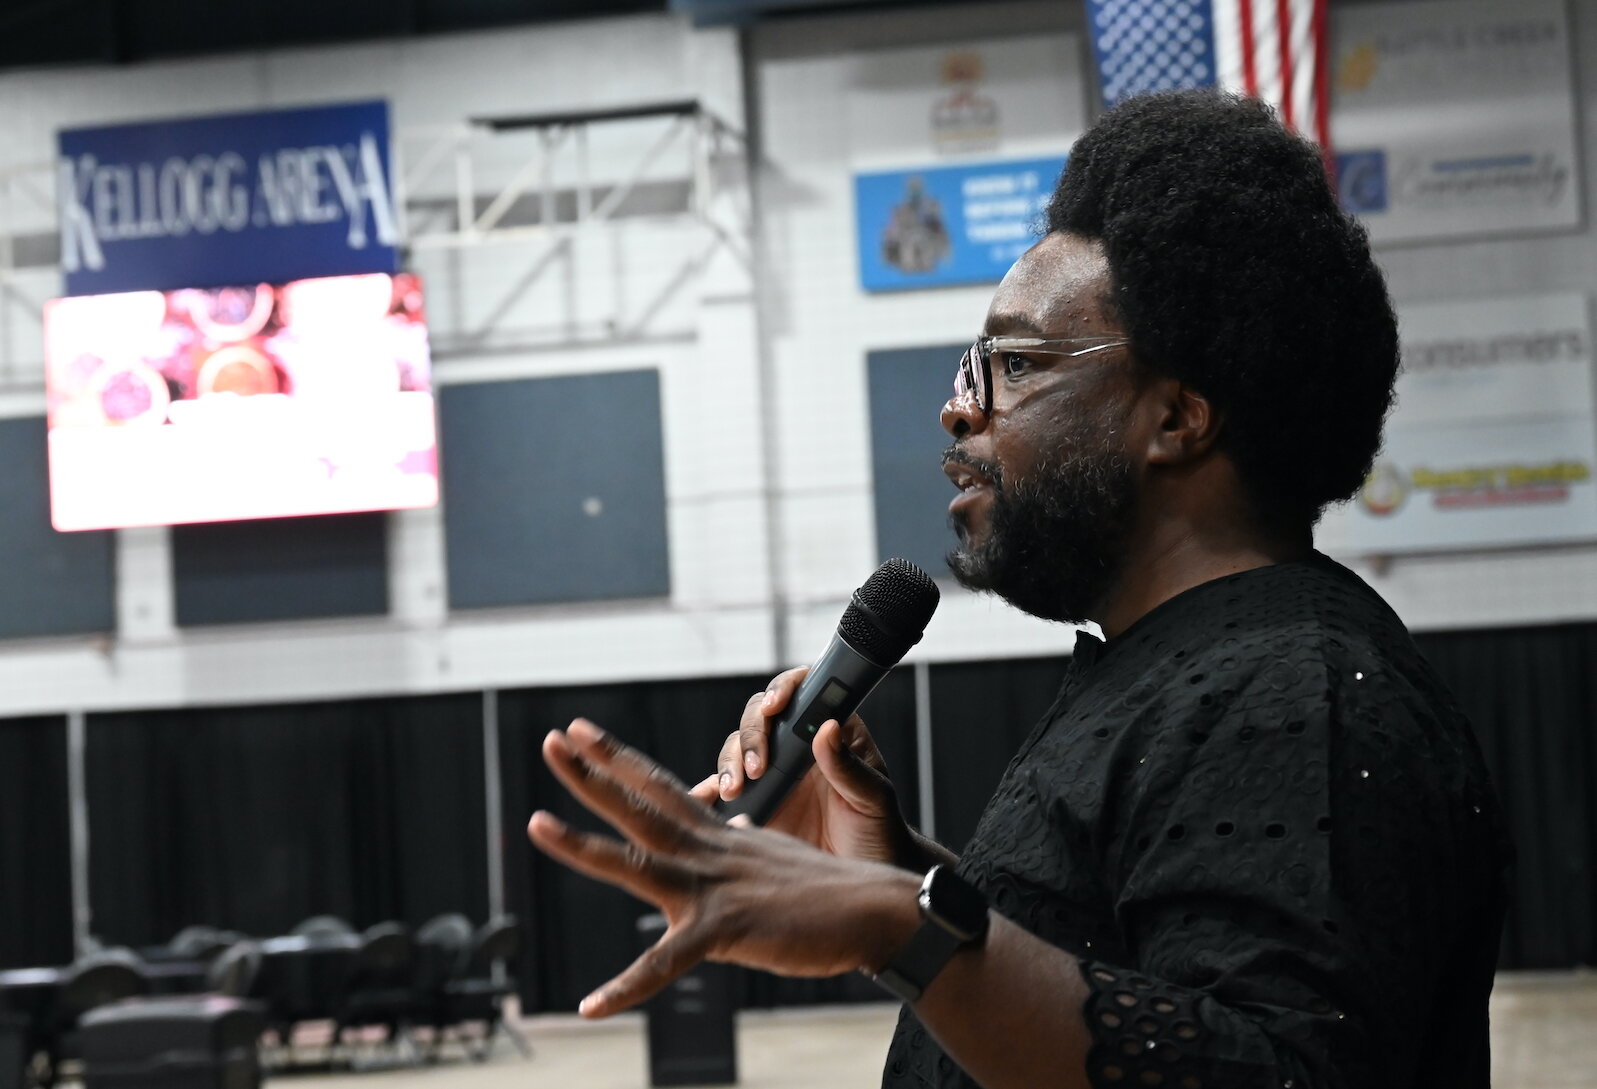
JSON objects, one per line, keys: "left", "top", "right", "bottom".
{"left": 80, "top": 996, "right": 264, "bottom": 1089}
{"left": 637, "top": 914, "right": 736, "bottom": 1086}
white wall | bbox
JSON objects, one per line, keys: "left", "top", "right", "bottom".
{"left": 0, "top": 0, "right": 1594, "bottom": 718}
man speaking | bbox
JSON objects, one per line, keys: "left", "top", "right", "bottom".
{"left": 526, "top": 91, "right": 1510, "bottom": 1089}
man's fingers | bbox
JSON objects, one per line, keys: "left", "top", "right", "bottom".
{"left": 762, "top": 666, "right": 810, "bottom": 713}
{"left": 838, "top": 714, "right": 888, "bottom": 773}
{"left": 716, "top": 732, "right": 746, "bottom": 799}
{"left": 739, "top": 668, "right": 810, "bottom": 779}
{"left": 737, "top": 692, "right": 772, "bottom": 780}
{"left": 542, "top": 728, "right": 701, "bottom": 853}
{"left": 579, "top": 930, "right": 704, "bottom": 1018}
{"left": 563, "top": 719, "right": 709, "bottom": 827}
{"left": 813, "top": 719, "right": 893, "bottom": 817}
{"left": 525, "top": 810, "right": 672, "bottom": 902}
{"left": 689, "top": 772, "right": 721, "bottom": 806}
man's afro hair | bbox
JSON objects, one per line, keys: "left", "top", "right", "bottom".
{"left": 1046, "top": 90, "right": 1399, "bottom": 525}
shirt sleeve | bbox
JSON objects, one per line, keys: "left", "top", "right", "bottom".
{"left": 1074, "top": 650, "right": 1485, "bottom": 1089}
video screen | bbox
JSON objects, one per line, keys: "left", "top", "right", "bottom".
{"left": 45, "top": 272, "right": 438, "bottom": 531}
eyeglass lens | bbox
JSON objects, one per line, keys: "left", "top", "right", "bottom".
{"left": 956, "top": 342, "right": 988, "bottom": 414}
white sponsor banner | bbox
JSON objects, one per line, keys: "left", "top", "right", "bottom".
{"left": 1329, "top": 0, "right": 1580, "bottom": 244}
{"left": 1320, "top": 292, "right": 1597, "bottom": 553}
{"left": 846, "top": 35, "right": 1087, "bottom": 171}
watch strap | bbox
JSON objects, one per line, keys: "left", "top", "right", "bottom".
{"left": 870, "top": 865, "right": 990, "bottom": 1004}
{"left": 872, "top": 916, "right": 968, "bottom": 1003}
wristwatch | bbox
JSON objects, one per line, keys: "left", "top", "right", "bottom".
{"left": 871, "top": 864, "right": 990, "bottom": 1003}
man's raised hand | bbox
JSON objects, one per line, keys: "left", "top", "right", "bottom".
{"left": 527, "top": 718, "right": 920, "bottom": 1017}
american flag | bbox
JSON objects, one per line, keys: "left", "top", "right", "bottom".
{"left": 1085, "top": 0, "right": 1330, "bottom": 149}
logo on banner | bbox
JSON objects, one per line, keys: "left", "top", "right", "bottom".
{"left": 1360, "top": 461, "right": 1408, "bottom": 516}
{"left": 1337, "top": 150, "right": 1389, "bottom": 214}
{"left": 930, "top": 52, "right": 1000, "bottom": 155}
{"left": 1336, "top": 42, "right": 1380, "bottom": 92}
{"left": 1361, "top": 458, "right": 1591, "bottom": 515}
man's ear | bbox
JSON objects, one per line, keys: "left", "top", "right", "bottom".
{"left": 1142, "top": 378, "right": 1223, "bottom": 467}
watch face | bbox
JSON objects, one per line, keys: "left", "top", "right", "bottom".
{"left": 925, "top": 866, "right": 990, "bottom": 942}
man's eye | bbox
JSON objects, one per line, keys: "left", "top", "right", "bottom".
{"left": 1000, "top": 353, "right": 1031, "bottom": 377}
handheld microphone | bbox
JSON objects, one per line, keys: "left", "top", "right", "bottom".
{"left": 717, "top": 558, "right": 939, "bottom": 826}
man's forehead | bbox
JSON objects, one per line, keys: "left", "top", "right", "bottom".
{"left": 985, "top": 232, "right": 1115, "bottom": 335}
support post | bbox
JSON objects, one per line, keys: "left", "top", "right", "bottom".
{"left": 913, "top": 661, "right": 935, "bottom": 840}
{"left": 67, "top": 708, "right": 92, "bottom": 954}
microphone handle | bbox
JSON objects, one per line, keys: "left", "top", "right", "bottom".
{"left": 716, "top": 635, "right": 888, "bottom": 826}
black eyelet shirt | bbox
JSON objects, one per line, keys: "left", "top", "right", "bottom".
{"left": 882, "top": 553, "right": 1511, "bottom": 1089}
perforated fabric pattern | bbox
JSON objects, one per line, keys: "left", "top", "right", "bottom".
{"left": 880, "top": 553, "right": 1509, "bottom": 1089}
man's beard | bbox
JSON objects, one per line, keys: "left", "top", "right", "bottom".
{"left": 944, "top": 439, "right": 1137, "bottom": 625}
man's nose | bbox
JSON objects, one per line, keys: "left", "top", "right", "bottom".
{"left": 941, "top": 392, "right": 986, "bottom": 439}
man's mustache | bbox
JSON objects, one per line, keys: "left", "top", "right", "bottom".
{"left": 941, "top": 444, "right": 1003, "bottom": 488}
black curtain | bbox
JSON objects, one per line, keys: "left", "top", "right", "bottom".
{"left": 498, "top": 668, "right": 920, "bottom": 1013}
{"left": 1415, "top": 622, "right": 1597, "bottom": 970}
{"left": 927, "top": 656, "right": 1071, "bottom": 854}
{"left": 86, "top": 693, "right": 486, "bottom": 947}
{"left": 0, "top": 716, "right": 73, "bottom": 969}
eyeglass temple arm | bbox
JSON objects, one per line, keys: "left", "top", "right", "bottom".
{"left": 986, "top": 336, "right": 1129, "bottom": 351}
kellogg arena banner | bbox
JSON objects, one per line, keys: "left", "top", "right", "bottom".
{"left": 1318, "top": 293, "right": 1597, "bottom": 555}
{"left": 57, "top": 100, "right": 399, "bottom": 296}
{"left": 847, "top": 36, "right": 1085, "bottom": 293}
{"left": 1329, "top": 0, "right": 1580, "bottom": 245}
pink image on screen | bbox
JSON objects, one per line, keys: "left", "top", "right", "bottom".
{"left": 44, "top": 273, "right": 439, "bottom": 532}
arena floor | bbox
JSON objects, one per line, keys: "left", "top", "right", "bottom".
{"left": 287, "top": 971, "right": 1597, "bottom": 1089}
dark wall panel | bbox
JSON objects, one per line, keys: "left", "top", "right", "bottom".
{"left": 0, "top": 716, "right": 74, "bottom": 969}
{"left": 171, "top": 512, "right": 388, "bottom": 626}
{"left": 866, "top": 345, "right": 962, "bottom": 576}
{"left": 86, "top": 693, "right": 486, "bottom": 946}
{"left": 0, "top": 417, "right": 114, "bottom": 639}
{"left": 441, "top": 370, "right": 670, "bottom": 609}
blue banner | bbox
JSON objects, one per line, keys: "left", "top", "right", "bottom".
{"left": 57, "top": 100, "right": 399, "bottom": 296}
{"left": 854, "top": 156, "right": 1066, "bottom": 293}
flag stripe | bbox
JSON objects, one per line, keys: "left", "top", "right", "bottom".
{"left": 1290, "top": 0, "right": 1316, "bottom": 143}
{"left": 1254, "top": 0, "right": 1282, "bottom": 108}
{"left": 1237, "top": 0, "right": 1259, "bottom": 97}
{"left": 1312, "top": 0, "right": 1331, "bottom": 150}
{"left": 1277, "top": 0, "right": 1295, "bottom": 129}
{"left": 1213, "top": 0, "right": 1244, "bottom": 94}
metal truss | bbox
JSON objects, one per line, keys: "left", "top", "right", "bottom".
{"left": 0, "top": 160, "right": 55, "bottom": 391}
{"left": 397, "top": 99, "right": 752, "bottom": 353}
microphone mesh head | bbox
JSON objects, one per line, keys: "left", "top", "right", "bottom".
{"left": 837, "top": 558, "right": 940, "bottom": 666}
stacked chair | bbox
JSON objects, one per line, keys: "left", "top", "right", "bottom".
{"left": 438, "top": 916, "right": 528, "bottom": 1060}
{"left": 165, "top": 928, "right": 240, "bottom": 963}
{"left": 332, "top": 924, "right": 416, "bottom": 1061}
{"left": 407, "top": 913, "right": 473, "bottom": 1058}
{"left": 204, "top": 942, "right": 262, "bottom": 1000}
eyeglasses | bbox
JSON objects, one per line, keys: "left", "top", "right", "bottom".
{"left": 954, "top": 335, "right": 1130, "bottom": 416}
